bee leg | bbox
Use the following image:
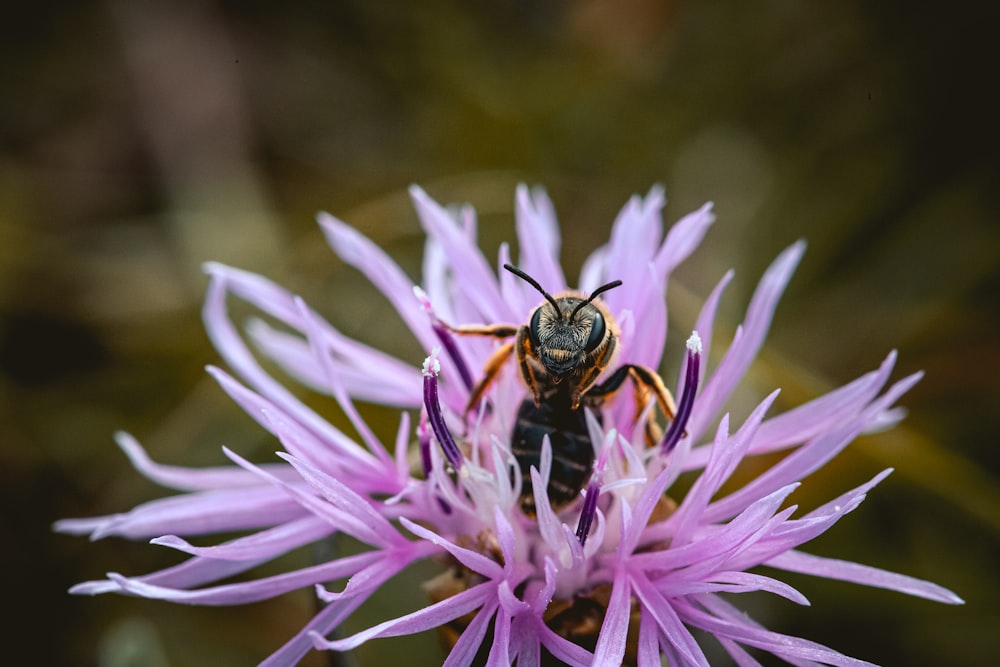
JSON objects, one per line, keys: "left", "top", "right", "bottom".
{"left": 626, "top": 365, "right": 678, "bottom": 422}
{"left": 632, "top": 382, "right": 664, "bottom": 447}
{"left": 445, "top": 323, "right": 519, "bottom": 339}
{"left": 589, "top": 363, "right": 678, "bottom": 445}
{"left": 584, "top": 363, "right": 631, "bottom": 401}
{"left": 570, "top": 335, "right": 617, "bottom": 409}
{"left": 642, "top": 421, "right": 664, "bottom": 447}
{"left": 515, "top": 326, "right": 544, "bottom": 406}
{"left": 629, "top": 365, "right": 683, "bottom": 446}
{"left": 446, "top": 322, "right": 519, "bottom": 413}
{"left": 464, "top": 341, "right": 515, "bottom": 413}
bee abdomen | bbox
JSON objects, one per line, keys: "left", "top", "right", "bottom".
{"left": 511, "top": 397, "right": 597, "bottom": 516}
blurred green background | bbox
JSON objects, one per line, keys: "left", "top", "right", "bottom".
{"left": 3, "top": 1, "right": 997, "bottom": 665}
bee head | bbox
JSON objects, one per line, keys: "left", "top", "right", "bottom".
{"left": 504, "top": 264, "right": 621, "bottom": 378}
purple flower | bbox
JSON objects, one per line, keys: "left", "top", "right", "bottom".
{"left": 56, "top": 185, "right": 962, "bottom": 666}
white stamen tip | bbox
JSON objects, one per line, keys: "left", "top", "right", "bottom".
{"left": 421, "top": 347, "right": 442, "bottom": 377}
{"left": 413, "top": 286, "right": 432, "bottom": 312}
{"left": 686, "top": 330, "right": 703, "bottom": 354}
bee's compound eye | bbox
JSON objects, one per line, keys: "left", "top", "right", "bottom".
{"left": 528, "top": 307, "right": 542, "bottom": 349}
{"left": 585, "top": 310, "right": 606, "bottom": 353}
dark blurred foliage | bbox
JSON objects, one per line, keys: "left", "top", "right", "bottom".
{"left": 1, "top": 0, "right": 997, "bottom": 665}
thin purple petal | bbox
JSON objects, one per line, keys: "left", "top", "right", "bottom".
{"left": 680, "top": 597, "right": 877, "bottom": 667}
{"left": 686, "top": 241, "right": 805, "bottom": 443}
{"left": 654, "top": 201, "right": 716, "bottom": 276}
{"left": 202, "top": 270, "right": 388, "bottom": 475}
{"left": 630, "top": 568, "right": 710, "bottom": 667}
{"left": 636, "top": 606, "right": 661, "bottom": 667}
{"left": 247, "top": 318, "right": 423, "bottom": 406}
{"left": 260, "top": 581, "right": 377, "bottom": 667}
{"left": 486, "top": 605, "right": 512, "bottom": 667}
{"left": 206, "top": 366, "right": 369, "bottom": 477}
{"left": 275, "top": 452, "right": 405, "bottom": 548}
{"left": 703, "top": 373, "right": 920, "bottom": 524}
{"left": 101, "top": 550, "right": 381, "bottom": 605}
{"left": 443, "top": 602, "right": 499, "bottom": 667}
{"left": 222, "top": 447, "right": 394, "bottom": 548}
{"left": 293, "top": 296, "right": 395, "bottom": 468}
{"left": 312, "top": 582, "right": 495, "bottom": 652}
{"left": 767, "top": 550, "right": 963, "bottom": 604}
{"left": 409, "top": 186, "right": 513, "bottom": 323}
{"left": 602, "top": 189, "right": 665, "bottom": 316}
{"left": 515, "top": 184, "right": 565, "bottom": 296}
{"left": 91, "top": 487, "right": 305, "bottom": 541}
{"left": 317, "top": 212, "right": 437, "bottom": 350}
{"left": 668, "top": 390, "right": 779, "bottom": 546}
{"left": 537, "top": 623, "right": 596, "bottom": 667}
{"left": 687, "top": 269, "right": 733, "bottom": 391}
{"left": 150, "top": 515, "right": 332, "bottom": 560}
{"left": 400, "top": 517, "right": 504, "bottom": 581}
{"left": 592, "top": 565, "right": 631, "bottom": 666}
{"left": 111, "top": 431, "right": 283, "bottom": 491}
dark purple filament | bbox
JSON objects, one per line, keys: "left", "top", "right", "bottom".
{"left": 417, "top": 418, "right": 433, "bottom": 478}
{"left": 432, "top": 323, "right": 475, "bottom": 391}
{"left": 418, "top": 415, "right": 453, "bottom": 514}
{"left": 660, "top": 343, "right": 701, "bottom": 455}
{"left": 575, "top": 473, "right": 603, "bottom": 546}
{"left": 423, "top": 365, "right": 464, "bottom": 471}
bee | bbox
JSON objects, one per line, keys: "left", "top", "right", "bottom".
{"left": 450, "top": 264, "right": 677, "bottom": 515}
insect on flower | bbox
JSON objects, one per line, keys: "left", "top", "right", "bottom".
{"left": 55, "top": 185, "right": 963, "bottom": 667}
{"left": 444, "top": 264, "right": 679, "bottom": 516}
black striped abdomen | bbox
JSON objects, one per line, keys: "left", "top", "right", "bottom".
{"left": 511, "top": 396, "right": 597, "bottom": 516}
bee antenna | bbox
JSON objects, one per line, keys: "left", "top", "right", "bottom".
{"left": 503, "top": 264, "right": 562, "bottom": 315}
{"left": 570, "top": 279, "right": 622, "bottom": 320}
